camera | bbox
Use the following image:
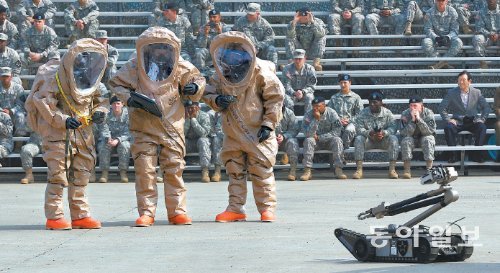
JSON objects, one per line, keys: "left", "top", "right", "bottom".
{"left": 298, "top": 10, "right": 308, "bottom": 16}
{"left": 209, "top": 22, "right": 217, "bottom": 28}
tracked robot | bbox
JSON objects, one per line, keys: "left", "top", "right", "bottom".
{"left": 335, "top": 166, "right": 473, "bottom": 263}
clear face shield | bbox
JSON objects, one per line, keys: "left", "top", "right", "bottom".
{"left": 142, "top": 43, "right": 175, "bottom": 82}
{"left": 215, "top": 43, "right": 252, "bottom": 84}
{"left": 73, "top": 51, "right": 105, "bottom": 95}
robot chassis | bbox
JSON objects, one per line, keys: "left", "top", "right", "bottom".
{"left": 335, "top": 166, "right": 474, "bottom": 263}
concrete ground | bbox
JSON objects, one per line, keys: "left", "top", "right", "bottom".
{"left": 1, "top": 169, "right": 499, "bottom": 273}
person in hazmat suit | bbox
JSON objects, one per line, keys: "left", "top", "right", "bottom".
{"left": 25, "top": 38, "right": 108, "bottom": 230}
{"left": 109, "top": 27, "right": 206, "bottom": 227}
{"left": 202, "top": 31, "right": 284, "bottom": 223}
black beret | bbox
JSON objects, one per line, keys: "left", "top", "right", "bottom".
{"left": 368, "top": 92, "right": 384, "bottom": 101}
{"left": 163, "top": 2, "right": 178, "bottom": 11}
{"left": 311, "top": 96, "right": 325, "bottom": 105}
{"left": 409, "top": 96, "right": 423, "bottom": 103}
{"left": 184, "top": 100, "right": 199, "bottom": 107}
{"left": 33, "top": 12, "right": 45, "bottom": 20}
{"left": 208, "top": 9, "right": 220, "bottom": 16}
{"left": 110, "top": 96, "right": 121, "bottom": 104}
{"left": 338, "top": 73, "right": 351, "bottom": 82}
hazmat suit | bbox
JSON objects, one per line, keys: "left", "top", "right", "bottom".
{"left": 202, "top": 31, "right": 284, "bottom": 222}
{"left": 25, "top": 38, "right": 108, "bottom": 230}
{"left": 109, "top": 27, "right": 206, "bottom": 227}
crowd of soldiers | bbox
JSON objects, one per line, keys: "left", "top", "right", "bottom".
{"left": 0, "top": 0, "right": 498, "bottom": 184}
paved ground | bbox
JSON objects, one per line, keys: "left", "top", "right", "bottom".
{"left": 1, "top": 169, "right": 499, "bottom": 273}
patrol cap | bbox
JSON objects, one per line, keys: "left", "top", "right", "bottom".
{"left": 0, "top": 33, "right": 7, "bottom": 41}
{"left": 293, "top": 49, "right": 306, "bottom": 59}
{"left": 110, "top": 95, "right": 121, "bottom": 104}
{"left": 368, "top": 91, "right": 384, "bottom": 101}
{"left": 208, "top": 9, "right": 220, "bottom": 16}
{"left": 311, "top": 96, "right": 325, "bottom": 105}
{"left": 246, "top": 3, "right": 261, "bottom": 14}
{"left": 0, "top": 67, "right": 11, "bottom": 76}
{"left": 163, "top": 2, "right": 179, "bottom": 12}
{"left": 409, "top": 95, "right": 423, "bottom": 104}
{"left": 95, "top": 30, "right": 108, "bottom": 39}
{"left": 338, "top": 73, "right": 351, "bottom": 82}
{"left": 33, "top": 12, "right": 45, "bottom": 20}
{"left": 184, "top": 100, "right": 199, "bottom": 107}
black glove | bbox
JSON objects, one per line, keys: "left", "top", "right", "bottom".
{"left": 91, "top": 111, "right": 106, "bottom": 124}
{"left": 66, "top": 117, "right": 82, "bottom": 129}
{"left": 257, "top": 126, "right": 273, "bottom": 143}
{"left": 215, "top": 95, "right": 236, "bottom": 110}
{"left": 127, "top": 96, "right": 142, "bottom": 109}
{"left": 182, "top": 83, "right": 199, "bottom": 96}
{"left": 435, "top": 36, "right": 450, "bottom": 47}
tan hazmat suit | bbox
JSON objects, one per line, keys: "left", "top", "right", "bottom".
{"left": 109, "top": 27, "right": 206, "bottom": 219}
{"left": 25, "top": 38, "right": 108, "bottom": 220}
{"left": 203, "top": 31, "right": 284, "bottom": 214}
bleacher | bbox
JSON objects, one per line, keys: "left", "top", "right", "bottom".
{"left": 4, "top": 0, "right": 499, "bottom": 177}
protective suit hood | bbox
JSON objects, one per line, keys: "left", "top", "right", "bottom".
{"left": 210, "top": 31, "right": 256, "bottom": 90}
{"left": 136, "top": 27, "right": 180, "bottom": 94}
{"left": 59, "top": 38, "right": 107, "bottom": 105}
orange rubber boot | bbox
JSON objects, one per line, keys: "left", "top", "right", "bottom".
{"left": 260, "top": 211, "right": 276, "bottom": 222}
{"left": 169, "top": 214, "right": 192, "bottom": 225}
{"left": 46, "top": 218, "right": 72, "bottom": 230}
{"left": 135, "top": 215, "right": 155, "bottom": 227}
{"left": 71, "top": 217, "right": 102, "bottom": 229}
{"left": 215, "top": 211, "right": 247, "bottom": 222}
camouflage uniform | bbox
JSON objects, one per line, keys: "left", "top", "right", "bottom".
{"left": 422, "top": 5, "right": 463, "bottom": 57}
{"left": 186, "top": 0, "right": 214, "bottom": 34}
{"left": 208, "top": 109, "right": 223, "bottom": 166}
{"left": 353, "top": 107, "right": 399, "bottom": 161}
{"left": 20, "top": 25, "right": 59, "bottom": 66}
{"left": 16, "top": 0, "right": 57, "bottom": 33}
{"left": 399, "top": 107, "right": 436, "bottom": 161}
{"left": 184, "top": 109, "right": 212, "bottom": 168}
{"left": 450, "top": 0, "right": 475, "bottom": 28}
{"left": 0, "top": 81, "right": 28, "bottom": 136}
{"left": 398, "top": 0, "right": 434, "bottom": 30}
{"left": 0, "top": 46, "right": 22, "bottom": 85}
{"left": 97, "top": 107, "right": 131, "bottom": 171}
{"left": 328, "top": 0, "right": 365, "bottom": 35}
{"left": 150, "top": 0, "right": 190, "bottom": 26}
{"left": 276, "top": 107, "right": 299, "bottom": 166}
{"left": 285, "top": 17, "right": 327, "bottom": 60}
{"left": 0, "top": 19, "right": 20, "bottom": 50}
{"left": 472, "top": 4, "right": 500, "bottom": 57}
{"left": 155, "top": 15, "right": 195, "bottom": 61}
{"left": 193, "top": 21, "right": 230, "bottom": 72}
{"left": 302, "top": 107, "right": 344, "bottom": 168}
{"left": 365, "top": 0, "right": 405, "bottom": 34}
{"left": 282, "top": 62, "right": 317, "bottom": 113}
{"left": 0, "top": 111, "right": 13, "bottom": 161}
{"left": 64, "top": 0, "right": 99, "bottom": 39}
{"left": 327, "top": 90, "right": 363, "bottom": 149}
{"left": 20, "top": 131, "right": 42, "bottom": 170}
{"left": 232, "top": 15, "right": 278, "bottom": 66}
{"left": 103, "top": 44, "right": 119, "bottom": 84}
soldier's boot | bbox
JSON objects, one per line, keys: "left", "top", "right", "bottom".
{"left": 287, "top": 164, "right": 297, "bottom": 181}
{"left": 480, "top": 61, "right": 489, "bottom": 69}
{"left": 429, "top": 61, "right": 448, "bottom": 70}
{"left": 98, "top": 170, "right": 108, "bottom": 183}
{"left": 211, "top": 165, "right": 222, "bottom": 182}
{"left": 426, "top": 160, "right": 433, "bottom": 170}
{"left": 462, "top": 24, "right": 473, "bottom": 34}
{"left": 300, "top": 167, "right": 312, "bottom": 181}
{"left": 89, "top": 169, "right": 96, "bottom": 183}
{"left": 280, "top": 153, "right": 289, "bottom": 165}
{"left": 352, "top": 161, "right": 363, "bottom": 179}
{"left": 388, "top": 161, "right": 399, "bottom": 179}
{"left": 120, "top": 170, "right": 128, "bottom": 183}
{"left": 201, "top": 167, "right": 210, "bottom": 183}
{"left": 402, "top": 160, "right": 412, "bottom": 179}
{"left": 313, "top": 58, "right": 323, "bottom": 71}
{"left": 335, "top": 167, "right": 347, "bottom": 180}
{"left": 20, "top": 168, "right": 34, "bottom": 184}
{"left": 404, "top": 21, "right": 412, "bottom": 36}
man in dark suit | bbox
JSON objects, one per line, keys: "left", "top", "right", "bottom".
{"left": 439, "top": 70, "right": 491, "bottom": 163}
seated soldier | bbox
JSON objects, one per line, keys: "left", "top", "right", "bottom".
{"left": 276, "top": 105, "right": 300, "bottom": 181}
{"left": 184, "top": 100, "right": 212, "bottom": 183}
{"left": 0, "top": 35, "right": 22, "bottom": 85}
{"left": 472, "top": 0, "right": 499, "bottom": 69}
{"left": 353, "top": 92, "right": 399, "bottom": 179}
{"left": 20, "top": 12, "right": 59, "bottom": 71}
{"left": 0, "top": 5, "right": 20, "bottom": 50}
{"left": 20, "top": 131, "right": 42, "bottom": 184}
{"left": 208, "top": 109, "right": 223, "bottom": 182}
{"left": 327, "top": 0, "right": 365, "bottom": 44}
{"left": 450, "top": 0, "right": 478, "bottom": 34}
{"left": 64, "top": 0, "right": 99, "bottom": 42}
{"left": 282, "top": 49, "right": 317, "bottom": 114}
{"left": 16, "top": 0, "right": 57, "bottom": 34}
{"left": 187, "top": 0, "right": 214, "bottom": 35}
{"left": 94, "top": 30, "right": 119, "bottom": 85}
{"left": 365, "top": 0, "right": 405, "bottom": 42}
{"left": 399, "top": 0, "right": 434, "bottom": 35}
{"left": 399, "top": 95, "right": 436, "bottom": 178}
{"left": 301, "top": 97, "right": 346, "bottom": 181}
{"left": 0, "top": 67, "right": 28, "bottom": 137}
{"left": 97, "top": 96, "right": 131, "bottom": 183}
{"left": 0, "top": 111, "right": 13, "bottom": 167}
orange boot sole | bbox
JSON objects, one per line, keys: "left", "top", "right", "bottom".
{"left": 215, "top": 211, "right": 247, "bottom": 222}
{"left": 169, "top": 214, "right": 192, "bottom": 225}
{"left": 46, "top": 218, "right": 72, "bottom": 230}
{"left": 135, "top": 215, "right": 155, "bottom": 227}
{"left": 72, "top": 217, "right": 102, "bottom": 229}
{"left": 260, "top": 210, "right": 276, "bottom": 222}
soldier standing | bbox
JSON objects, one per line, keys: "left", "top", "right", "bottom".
{"left": 94, "top": 30, "right": 119, "bottom": 85}
{"left": 399, "top": 96, "right": 436, "bottom": 179}
{"left": 0, "top": 67, "right": 27, "bottom": 137}
{"left": 0, "top": 33, "right": 22, "bottom": 85}
{"left": 276, "top": 105, "right": 300, "bottom": 181}
{"left": 20, "top": 12, "right": 59, "bottom": 70}
{"left": 64, "top": 0, "right": 99, "bottom": 42}
{"left": 16, "top": 0, "right": 57, "bottom": 34}
{"left": 0, "top": 6, "right": 20, "bottom": 50}
{"left": 282, "top": 49, "right": 317, "bottom": 114}
{"left": 20, "top": 131, "right": 42, "bottom": 184}
{"left": 353, "top": 92, "right": 399, "bottom": 179}
{"left": 472, "top": 0, "right": 499, "bottom": 69}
